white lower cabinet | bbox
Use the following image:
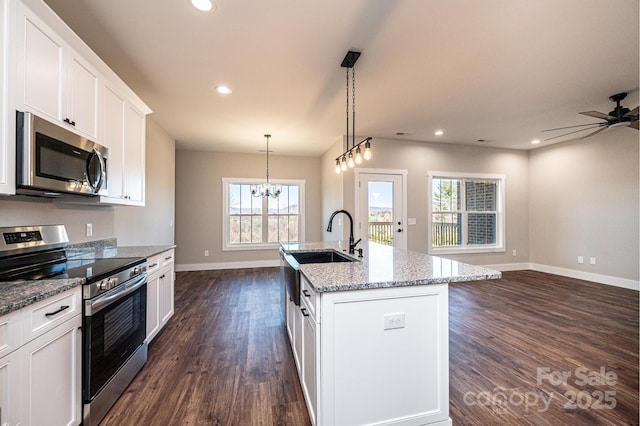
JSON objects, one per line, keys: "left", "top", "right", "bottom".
{"left": 146, "top": 249, "right": 175, "bottom": 343}
{"left": 23, "top": 315, "right": 81, "bottom": 426}
{"left": 301, "top": 311, "right": 318, "bottom": 425}
{"left": 286, "top": 275, "right": 451, "bottom": 426}
{"left": 0, "top": 286, "right": 82, "bottom": 426}
{"left": 0, "top": 346, "right": 22, "bottom": 425}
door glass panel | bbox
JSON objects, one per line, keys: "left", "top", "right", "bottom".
{"left": 367, "top": 181, "right": 394, "bottom": 246}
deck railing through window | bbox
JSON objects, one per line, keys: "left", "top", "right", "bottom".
{"left": 368, "top": 222, "right": 393, "bottom": 246}
{"left": 432, "top": 222, "right": 461, "bottom": 246}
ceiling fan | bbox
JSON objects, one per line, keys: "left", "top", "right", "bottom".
{"left": 542, "top": 92, "right": 639, "bottom": 141}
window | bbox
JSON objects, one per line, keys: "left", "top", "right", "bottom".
{"left": 428, "top": 172, "right": 505, "bottom": 254}
{"left": 222, "top": 178, "right": 305, "bottom": 250}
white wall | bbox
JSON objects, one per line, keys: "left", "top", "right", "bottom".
{"left": 529, "top": 130, "right": 639, "bottom": 283}
{"left": 336, "top": 137, "right": 531, "bottom": 266}
{"left": 174, "top": 150, "right": 322, "bottom": 268}
{"left": 320, "top": 138, "right": 346, "bottom": 241}
{"left": 322, "top": 131, "right": 638, "bottom": 287}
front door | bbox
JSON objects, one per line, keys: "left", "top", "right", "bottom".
{"left": 355, "top": 170, "right": 407, "bottom": 249}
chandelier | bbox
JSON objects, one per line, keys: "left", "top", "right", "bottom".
{"left": 251, "top": 134, "right": 281, "bottom": 198}
{"left": 335, "top": 50, "right": 372, "bottom": 174}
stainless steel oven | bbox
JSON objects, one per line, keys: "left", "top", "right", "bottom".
{"left": 16, "top": 111, "right": 108, "bottom": 197}
{"left": 82, "top": 262, "right": 148, "bottom": 426}
{"left": 0, "top": 225, "right": 148, "bottom": 426}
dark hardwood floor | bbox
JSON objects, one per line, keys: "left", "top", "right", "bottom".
{"left": 100, "top": 269, "right": 639, "bottom": 425}
{"left": 449, "top": 270, "right": 638, "bottom": 425}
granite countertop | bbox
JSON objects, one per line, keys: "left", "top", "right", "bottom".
{"left": 67, "top": 245, "right": 175, "bottom": 260}
{"left": 0, "top": 244, "right": 176, "bottom": 316}
{"left": 281, "top": 241, "right": 502, "bottom": 293}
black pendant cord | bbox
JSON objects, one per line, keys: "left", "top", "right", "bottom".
{"left": 352, "top": 66, "right": 355, "bottom": 152}
{"left": 346, "top": 68, "right": 350, "bottom": 152}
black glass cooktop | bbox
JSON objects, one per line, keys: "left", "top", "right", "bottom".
{"left": 0, "top": 255, "right": 144, "bottom": 283}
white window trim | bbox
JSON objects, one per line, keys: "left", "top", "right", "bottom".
{"left": 427, "top": 171, "right": 506, "bottom": 255}
{"left": 222, "top": 177, "right": 306, "bottom": 251}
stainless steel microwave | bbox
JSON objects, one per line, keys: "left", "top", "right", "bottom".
{"left": 16, "top": 111, "right": 108, "bottom": 197}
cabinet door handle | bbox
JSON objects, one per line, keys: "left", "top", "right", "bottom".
{"left": 300, "top": 308, "right": 309, "bottom": 317}
{"left": 160, "top": 274, "right": 166, "bottom": 279}
{"left": 302, "top": 290, "right": 311, "bottom": 297}
{"left": 165, "top": 256, "right": 173, "bottom": 261}
{"left": 149, "top": 262, "right": 158, "bottom": 268}
{"left": 45, "top": 305, "right": 69, "bottom": 317}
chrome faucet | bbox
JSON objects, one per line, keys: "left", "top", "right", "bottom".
{"left": 327, "top": 209, "right": 361, "bottom": 254}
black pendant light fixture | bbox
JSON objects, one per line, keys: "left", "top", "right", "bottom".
{"left": 335, "top": 50, "right": 372, "bottom": 174}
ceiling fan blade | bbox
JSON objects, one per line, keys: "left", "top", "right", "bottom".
{"left": 541, "top": 122, "right": 604, "bottom": 132}
{"left": 625, "top": 106, "right": 639, "bottom": 117}
{"left": 579, "top": 126, "right": 608, "bottom": 139}
{"left": 630, "top": 120, "right": 639, "bottom": 130}
{"left": 543, "top": 124, "right": 605, "bottom": 141}
{"left": 580, "top": 111, "right": 615, "bottom": 121}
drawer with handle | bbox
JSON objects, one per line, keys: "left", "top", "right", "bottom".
{"left": 25, "top": 287, "right": 80, "bottom": 341}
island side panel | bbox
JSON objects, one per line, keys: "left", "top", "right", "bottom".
{"left": 320, "top": 284, "right": 451, "bottom": 426}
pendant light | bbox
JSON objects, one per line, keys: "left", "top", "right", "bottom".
{"left": 335, "top": 50, "right": 372, "bottom": 174}
{"left": 251, "top": 134, "right": 281, "bottom": 198}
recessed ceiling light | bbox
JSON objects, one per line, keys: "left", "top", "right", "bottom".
{"left": 215, "top": 85, "right": 232, "bottom": 95}
{"left": 189, "top": 0, "right": 216, "bottom": 13}
{"left": 434, "top": 130, "right": 444, "bottom": 136}
{"left": 531, "top": 139, "right": 541, "bottom": 145}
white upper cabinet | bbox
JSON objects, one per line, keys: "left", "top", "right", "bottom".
{"left": 103, "top": 83, "right": 125, "bottom": 200}
{"left": 2, "top": 0, "right": 151, "bottom": 202}
{"left": 67, "top": 53, "right": 100, "bottom": 140}
{"left": 124, "top": 103, "right": 145, "bottom": 205}
{"left": 100, "top": 82, "right": 146, "bottom": 205}
{"left": 0, "top": 0, "right": 13, "bottom": 195}
{"left": 16, "top": 2, "right": 100, "bottom": 141}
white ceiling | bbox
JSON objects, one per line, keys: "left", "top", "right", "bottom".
{"left": 42, "top": 0, "right": 639, "bottom": 156}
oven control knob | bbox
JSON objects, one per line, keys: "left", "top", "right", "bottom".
{"left": 107, "top": 278, "right": 118, "bottom": 289}
{"left": 99, "top": 280, "right": 108, "bottom": 290}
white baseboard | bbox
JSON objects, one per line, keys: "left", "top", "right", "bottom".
{"left": 176, "top": 260, "right": 638, "bottom": 291}
{"left": 175, "top": 259, "right": 279, "bottom": 272}
{"left": 529, "top": 263, "right": 639, "bottom": 291}
{"left": 483, "top": 262, "right": 639, "bottom": 291}
{"left": 482, "top": 262, "right": 531, "bottom": 272}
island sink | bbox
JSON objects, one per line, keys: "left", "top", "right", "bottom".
{"left": 289, "top": 250, "right": 355, "bottom": 264}
{"left": 280, "top": 249, "right": 356, "bottom": 307}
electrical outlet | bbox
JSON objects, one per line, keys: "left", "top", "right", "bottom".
{"left": 590, "top": 257, "right": 596, "bottom": 265}
{"left": 383, "top": 313, "right": 405, "bottom": 330}
{"left": 204, "top": 250, "right": 209, "bottom": 257}
{"left": 577, "top": 256, "right": 584, "bottom": 264}
{"left": 86, "top": 223, "right": 93, "bottom": 237}
{"left": 512, "top": 249, "right": 517, "bottom": 257}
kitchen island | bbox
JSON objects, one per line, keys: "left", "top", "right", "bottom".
{"left": 281, "top": 241, "right": 501, "bottom": 426}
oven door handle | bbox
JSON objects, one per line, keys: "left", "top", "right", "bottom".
{"left": 85, "top": 273, "right": 147, "bottom": 316}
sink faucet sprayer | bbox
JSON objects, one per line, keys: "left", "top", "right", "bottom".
{"left": 326, "top": 210, "right": 361, "bottom": 254}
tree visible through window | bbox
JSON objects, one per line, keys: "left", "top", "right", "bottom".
{"left": 429, "top": 173, "right": 504, "bottom": 253}
{"left": 224, "top": 179, "right": 304, "bottom": 249}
